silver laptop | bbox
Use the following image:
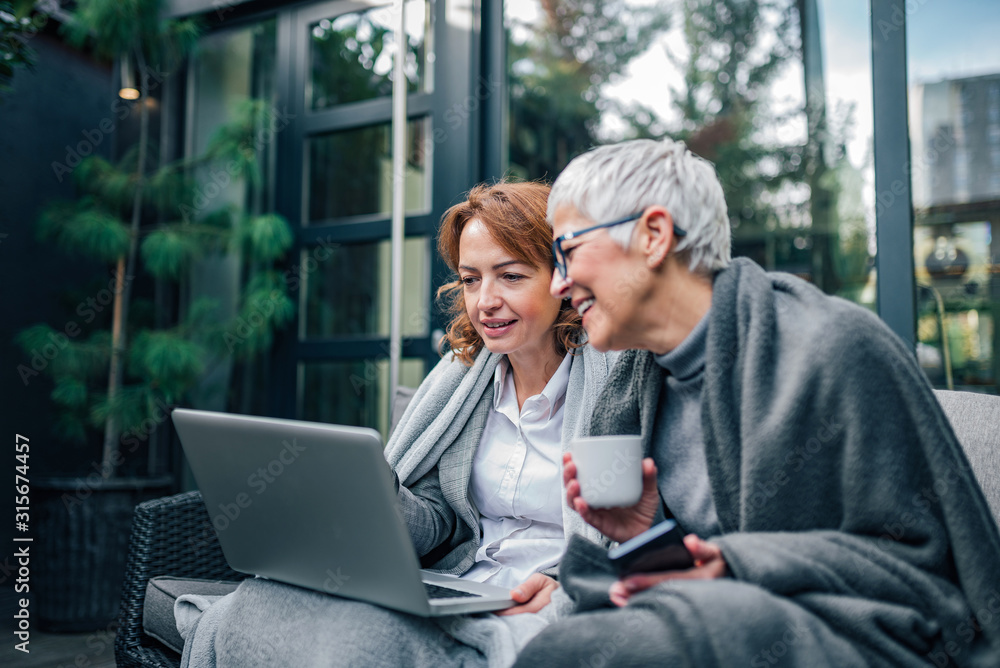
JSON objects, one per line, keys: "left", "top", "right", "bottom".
{"left": 172, "top": 408, "right": 514, "bottom": 616}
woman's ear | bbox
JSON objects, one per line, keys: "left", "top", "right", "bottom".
{"left": 638, "top": 206, "right": 676, "bottom": 269}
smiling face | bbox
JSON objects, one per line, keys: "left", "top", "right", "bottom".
{"left": 549, "top": 205, "right": 647, "bottom": 352}
{"left": 459, "top": 220, "right": 563, "bottom": 365}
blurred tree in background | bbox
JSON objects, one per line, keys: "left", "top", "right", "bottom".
{"left": 16, "top": 0, "right": 293, "bottom": 478}
{"left": 507, "top": 0, "right": 871, "bottom": 299}
{"left": 507, "top": 0, "right": 669, "bottom": 180}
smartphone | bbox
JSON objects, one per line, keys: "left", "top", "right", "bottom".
{"left": 606, "top": 519, "right": 694, "bottom": 576}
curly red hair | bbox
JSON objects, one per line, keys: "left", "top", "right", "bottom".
{"left": 437, "top": 181, "right": 583, "bottom": 366}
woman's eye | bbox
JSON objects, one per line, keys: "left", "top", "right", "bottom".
{"left": 461, "top": 276, "right": 478, "bottom": 286}
{"left": 503, "top": 273, "right": 524, "bottom": 282}
{"left": 563, "top": 246, "right": 577, "bottom": 259}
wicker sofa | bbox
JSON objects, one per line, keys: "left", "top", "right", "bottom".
{"left": 113, "top": 389, "right": 1000, "bottom": 668}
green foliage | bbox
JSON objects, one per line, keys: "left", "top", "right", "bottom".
{"left": 61, "top": 0, "right": 200, "bottom": 72}
{"left": 18, "top": 0, "right": 292, "bottom": 477}
{"left": 38, "top": 199, "right": 131, "bottom": 263}
{"left": 141, "top": 226, "right": 202, "bottom": 279}
{"left": 240, "top": 213, "right": 293, "bottom": 264}
{"left": 52, "top": 377, "right": 89, "bottom": 410}
{"left": 230, "top": 279, "right": 295, "bottom": 356}
{"left": 0, "top": 1, "right": 50, "bottom": 94}
{"left": 307, "top": 8, "right": 421, "bottom": 108}
{"left": 129, "top": 331, "right": 206, "bottom": 400}
{"left": 90, "top": 384, "right": 153, "bottom": 435}
{"left": 75, "top": 156, "right": 137, "bottom": 212}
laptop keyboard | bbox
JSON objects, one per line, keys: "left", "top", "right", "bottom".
{"left": 424, "top": 582, "right": 483, "bottom": 600}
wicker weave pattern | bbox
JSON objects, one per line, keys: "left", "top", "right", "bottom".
{"left": 114, "top": 491, "right": 249, "bottom": 668}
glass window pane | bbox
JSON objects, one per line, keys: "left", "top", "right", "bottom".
{"left": 299, "top": 358, "right": 426, "bottom": 438}
{"left": 192, "top": 20, "right": 277, "bottom": 215}
{"left": 909, "top": 0, "right": 1000, "bottom": 393}
{"left": 187, "top": 20, "right": 278, "bottom": 415}
{"left": 505, "top": 0, "right": 876, "bottom": 307}
{"left": 300, "top": 237, "right": 429, "bottom": 339}
{"left": 307, "top": 117, "right": 430, "bottom": 222}
{"left": 308, "top": 0, "right": 432, "bottom": 110}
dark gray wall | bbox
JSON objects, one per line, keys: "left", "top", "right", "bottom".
{"left": 0, "top": 32, "right": 113, "bottom": 476}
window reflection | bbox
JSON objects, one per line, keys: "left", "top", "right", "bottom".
{"left": 505, "top": 0, "right": 875, "bottom": 305}
{"left": 299, "top": 358, "right": 425, "bottom": 438}
{"left": 307, "top": 117, "right": 430, "bottom": 222}
{"left": 188, "top": 19, "right": 278, "bottom": 417}
{"left": 308, "top": 0, "right": 431, "bottom": 110}
{"left": 909, "top": 0, "right": 1000, "bottom": 393}
{"left": 299, "top": 237, "right": 429, "bottom": 339}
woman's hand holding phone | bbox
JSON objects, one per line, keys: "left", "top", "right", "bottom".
{"left": 608, "top": 533, "right": 729, "bottom": 607}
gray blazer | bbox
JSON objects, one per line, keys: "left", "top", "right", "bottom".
{"left": 399, "top": 383, "right": 494, "bottom": 575}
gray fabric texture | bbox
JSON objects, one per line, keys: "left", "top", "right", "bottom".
{"left": 181, "top": 344, "right": 618, "bottom": 668}
{"left": 933, "top": 389, "right": 1000, "bottom": 524}
{"left": 179, "top": 585, "right": 235, "bottom": 668}
{"left": 389, "top": 345, "right": 615, "bottom": 572}
{"left": 175, "top": 594, "right": 229, "bottom": 647}
{"left": 516, "top": 258, "right": 1000, "bottom": 668}
{"left": 214, "top": 578, "right": 485, "bottom": 668}
{"left": 650, "top": 310, "right": 719, "bottom": 538}
{"left": 143, "top": 577, "right": 240, "bottom": 653}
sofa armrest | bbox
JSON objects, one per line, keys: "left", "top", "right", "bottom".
{"left": 115, "top": 490, "right": 250, "bottom": 668}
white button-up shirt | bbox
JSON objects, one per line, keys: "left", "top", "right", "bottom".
{"left": 461, "top": 353, "right": 572, "bottom": 588}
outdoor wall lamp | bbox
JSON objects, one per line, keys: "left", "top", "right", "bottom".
{"left": 118, "top": 56, "right": 140, "bottom": 100}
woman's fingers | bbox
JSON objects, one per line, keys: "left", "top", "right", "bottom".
{"left": 608, "top": 535, "right": 729, "bottom": 606}
{"left": 496, "top": 575, "right": 558, "bottom": 616}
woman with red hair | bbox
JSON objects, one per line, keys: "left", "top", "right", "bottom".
{"left": 182, "top": 181, "right": 617, "bottom": 668}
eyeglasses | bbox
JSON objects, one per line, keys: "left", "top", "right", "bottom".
{"left": 551, "top": 210, "right": 688, "bottom": 278}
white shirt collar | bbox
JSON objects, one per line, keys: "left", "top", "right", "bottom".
{"left": 493, "top": 352, "right": 573, "bottom": 421}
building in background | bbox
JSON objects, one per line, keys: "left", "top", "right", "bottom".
{"left": 911, "top": 71, "right": 1000, "bottom": 391}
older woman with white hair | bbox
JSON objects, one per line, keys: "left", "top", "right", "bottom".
{"left": 512, "top": 138, "right": 1000, "bottom": 667}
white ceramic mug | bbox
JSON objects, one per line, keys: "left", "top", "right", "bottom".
{"left": 570, "top": 435, "right": 644, "bottom": 508}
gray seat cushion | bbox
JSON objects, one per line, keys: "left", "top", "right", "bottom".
{"left": 934, "top": 389, "right": 1000, "bottom": 525}
{"left": 144, "top": 576, "right": 241, "bottom": 653}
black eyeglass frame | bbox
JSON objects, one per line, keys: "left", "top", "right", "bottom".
{"left": 552, "top": 209, "right": 688, "bottom": 278}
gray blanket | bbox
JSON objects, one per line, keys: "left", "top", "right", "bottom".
{"left": 515, "top": 258, "right": 1000, "bottom": 667}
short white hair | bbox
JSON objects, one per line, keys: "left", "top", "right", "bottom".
{"left": 548, "top": 139, "right": 731, "bottom": 274}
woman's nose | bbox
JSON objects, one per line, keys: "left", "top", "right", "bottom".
{"left": 478, "top": 280, "right": 503, "bottom": 310}
{"left": 550, "top": 271, "right": 572, "bottom": 299}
